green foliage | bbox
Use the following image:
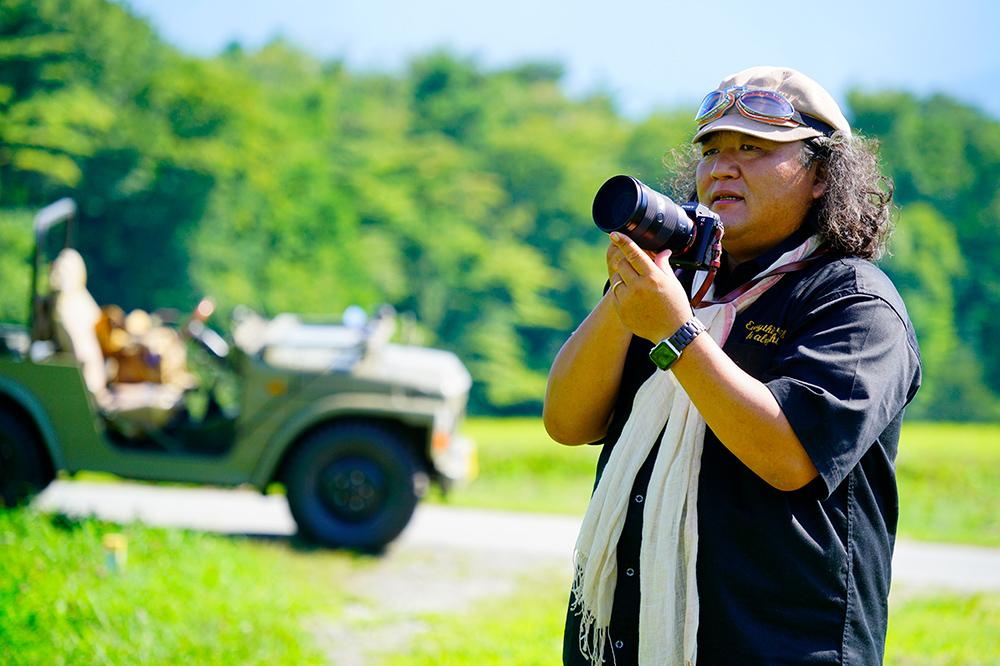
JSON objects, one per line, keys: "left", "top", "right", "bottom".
{"left": 854, "top": 90, "right": 1000, "bottom": 419}
{"left": 879, "top": 203, "right": 998, "bottom": 420}
{"left": 0, "top": 207, "right": 33, "bottom": 324}
{"left": 1, "top": 0, "right": 1000, "bottom": 416}
{"left": 0, "top": 0, "right": 156, "bottom": 200}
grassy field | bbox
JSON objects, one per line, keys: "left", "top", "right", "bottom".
{"left": 424, "top": 418, "right": 1000, "bottom": 665}
{"left": 432, "top": 417, "right": 602, "bottom": 515}
{"left": 0, "top": 510, "right": 360, "bottom": 666}
{"left": 894, "top": 422, "right": 1000, "bottom": 546}
{"left": 444, "top": 418, "right": 1000, "bottom": 547}
{"left": 3, "top": 418, "right": 998, "bottom": 665}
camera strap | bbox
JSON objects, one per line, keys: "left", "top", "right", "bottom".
{"left": 696, "top": 246, "right": 830, "bottom": 308}
{"left": 687, "top": 229, "right": 725, "bottom": 308}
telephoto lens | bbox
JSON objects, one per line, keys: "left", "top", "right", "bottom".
{"left": 592, "top": 175, "right": 695, "bottom": 254}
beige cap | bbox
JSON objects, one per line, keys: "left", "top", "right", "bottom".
{"left": 693, "top": 66, "right": 851, "bottom": 143}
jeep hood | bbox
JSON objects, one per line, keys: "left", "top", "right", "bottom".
{"left": 359, "top": 343, "right": 472, "bottom": 398}
{"left": 240, "top": 313, "right": 471, "bottom": 398}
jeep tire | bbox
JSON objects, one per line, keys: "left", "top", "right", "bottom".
{"left": 283, "top": 421, "right": 423, "bottom": 551}
{"left": 0, "top": 410, "right": 51, "bottom": 508}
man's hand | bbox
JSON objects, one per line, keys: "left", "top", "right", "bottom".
{"left": 606, "top": 232, "right": 693, "bottom": 344}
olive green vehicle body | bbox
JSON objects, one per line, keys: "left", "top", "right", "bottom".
{"left": 0, "top": 331, "right": 472, "bottom": 490}
{"left": 0, "top": 200, "right": 474, "bottom": 549}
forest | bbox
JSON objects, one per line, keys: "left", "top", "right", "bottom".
{"left": 2, "top": 0, "right": 999, "bottom": 420}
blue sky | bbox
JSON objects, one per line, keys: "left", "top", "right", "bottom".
{"left": 120, "top": 0, "right": 1000, "bottom": 121}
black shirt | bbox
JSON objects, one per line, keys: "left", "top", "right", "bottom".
{"left": 564, "top": 231, "right": 922, "bottom": 665}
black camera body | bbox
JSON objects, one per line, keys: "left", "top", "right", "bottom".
{"left": 592, "top": 175, "right": 723, "bottom": 270}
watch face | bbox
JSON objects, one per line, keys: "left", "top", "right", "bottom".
{"left": 649, "top": 340, "right": 680, "bottom": 370}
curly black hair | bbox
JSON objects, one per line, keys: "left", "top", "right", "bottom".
{"left": 665, "top": 130, "right": 897, "bottom": 261}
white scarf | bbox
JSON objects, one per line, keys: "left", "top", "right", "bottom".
{"left": 570, "top": 235, "right": 825, "bottom": 666}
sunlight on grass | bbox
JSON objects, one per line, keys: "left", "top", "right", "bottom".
{"left": 6, "top": 419, "right": 1000, "bottom": 665}
{"left": 434, "top": 417, "right": 601, "bottom": 515}
{"left": 886, "top": 593, "right": 1000, "bottom": 665}
{"left": 897, "top": 422, "right": 1000, "bottom": 546}
{"left": 439, "top": 419, "right": 1000, "bottom": 547}
{"left": 0, "top": 510, "right": 353, "bottom": 666}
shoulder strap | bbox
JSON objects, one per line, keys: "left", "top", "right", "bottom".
{"left": 697, "top": 248, "right": 830, "bottom": 308}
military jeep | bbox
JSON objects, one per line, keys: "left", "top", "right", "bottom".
{"left": 0, "top": 199, "right": 475, "bottom": 551}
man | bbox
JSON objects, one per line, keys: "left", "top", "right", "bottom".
{"left": 544, "top": 66, "right": 922, "bottom": 665}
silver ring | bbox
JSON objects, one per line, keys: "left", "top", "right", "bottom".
{"left": 611, "top": 279, "right": 624, "bottom": 298}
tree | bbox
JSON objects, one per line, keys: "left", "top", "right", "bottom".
{"left": 4, "top": 0, "right": 999, "bottom": 417}
{"left": 0, "top": 0, "right": 116, "bottom": 199}
{"left": 852, "top": 91, "right": 1000, "bottom": 419}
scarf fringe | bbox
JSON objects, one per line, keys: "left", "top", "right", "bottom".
{"left": 571, "top": 549, "right": 608, "bottom": 666}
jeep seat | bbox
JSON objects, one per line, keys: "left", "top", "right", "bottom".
{"left": 49, "top": 248, "right": 185, "bottom": 437}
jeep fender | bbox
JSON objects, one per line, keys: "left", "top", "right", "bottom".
{"left": 249, "top": 391, "right": 440, "bottom": 490}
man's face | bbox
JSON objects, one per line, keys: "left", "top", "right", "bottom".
{"left": 695, "top": 131, "right": 826, "bottom": 264}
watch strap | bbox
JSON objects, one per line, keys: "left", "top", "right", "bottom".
{"left": 649, "top": 317, "right": 706, "bottom": 370}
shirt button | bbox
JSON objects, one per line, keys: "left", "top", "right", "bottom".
{"left": 615, "top": 640, "right": 624, "bottom": 649}
{"left": 635, "top": 494, "right": 643, "bottom": 503}
{"left": 626, "top": 568, "right": 635, "bottom": 577}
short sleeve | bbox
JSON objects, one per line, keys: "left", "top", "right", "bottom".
{"left": 764, "top": 261, "right": 921, "bottom": 497}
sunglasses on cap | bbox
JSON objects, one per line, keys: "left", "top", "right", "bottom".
{"left": 695, "top": 86, "right": 834, "bottom": 135}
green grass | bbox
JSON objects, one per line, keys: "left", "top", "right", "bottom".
{"left": 5, "top": 418, "right": 999, "bottom": 665}
{"left": 885, "top": 593, "right": 1000, "bottom": 665}
{"left": 366, "top": 566, "right": 1000, "bottom": 666}
{"left": 0, "top": 510, "right": 360, "bottom": 666}
{"left": 896, "top": 422, "right": 1000, "bottom": 546}
{"left": 412, "top": 419, "right": 1000, "bottom": 665}
{"left": 441, "top": 419, "right": 1000, "bottom": 547}
{"left": 431, "top": 417, "right": 601, "bottom": 515}
{"left": 369, "top": 585, "right": 1000, "bottom": 666}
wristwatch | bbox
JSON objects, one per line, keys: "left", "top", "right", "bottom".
{"left": 648, "top": 317, "right": 706, "bottom": 370}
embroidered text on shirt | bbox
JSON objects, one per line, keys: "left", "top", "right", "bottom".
{"left": 744, "top": 321, "right": 786, "bottom": 347}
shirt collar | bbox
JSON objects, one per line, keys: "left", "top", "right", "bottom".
{"left": 717, "top": 225, "right": 816, "bottom": 295}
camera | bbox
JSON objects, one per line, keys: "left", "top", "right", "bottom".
{"left": 592, "top": 175, "right": 723, "bottom": 270}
